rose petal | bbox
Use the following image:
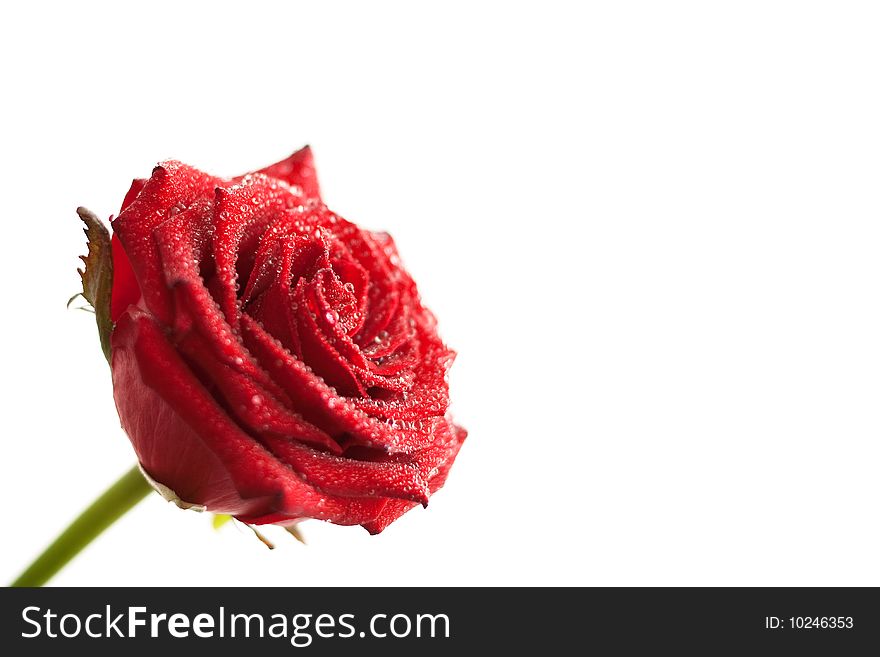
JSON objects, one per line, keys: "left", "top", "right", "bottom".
{"left": 110, "top": 234, "right": 141, "bottom": 323}
{"left": 113, "top": 309, "right": 387, "bottom": 525}
{"left": 175, "top": 331, "right": 342, "bottom": 455}
{"left": 361, "top": 421, "right": 466, "bottom": 534}
{"left": 251, "top": 145, "right": 321, "bottom": 200}
{"left": 112, "top": 161, "right": 222, "bottom": 324}
{"left": 260, "top": 439, "right": 430, "bottom": 505}
{"left": 241, "top": 314, "right": 429, "bottom": 453}
{"left": 212, "top": 175, "right": 308, "bottom": 328}
{"left": 294, "top": 281, "right": 369, "bottom": 397}
{"left": 152, "top": 208, "right": 295, "bottom": 407}
{"left": 120, "top": 178, "right": 146, "bottom": 213}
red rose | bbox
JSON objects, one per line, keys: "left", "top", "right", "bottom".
{"left": 106, "top": 146, "right": 465, "bottom": 533}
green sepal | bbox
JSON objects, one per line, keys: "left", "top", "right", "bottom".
{"left": 212, "top": 514, "right": 233, "bottom": 530}
{"left": 285, "top": 524, "right": 306, "bottom": 544}
{"left": 76, "top": 207, "right": 114, "bottom": 363}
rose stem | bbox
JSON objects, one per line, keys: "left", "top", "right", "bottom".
{"left": 10, "top": 464, "right": 151, "bottom": 587}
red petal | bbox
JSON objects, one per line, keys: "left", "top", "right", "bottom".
{"left": 112, "top": 308, "right": 387, "bottom": 525}
{"left": 175, "top": 330, "right": 342, "bottom": 455}
{"left": 260, "top": 439, "right": 430, "bottom": 505}
{"left": 252, "top": 145, "right": 321, "bottom": 200}
{"left": 351, "top": 343, "right": 453, "bottom": 421}
{"left": 361, "top": 422, "right": 466, "bottom": 534}
{"left": 120, "top": 179, "right": 147, "bottom": 213}
{"left": 294, "top": 281, "right": 368, "bottom": 397}
{"left": 241, "top": 314, "right": 427, "bottom": 452}
{"left": 212, "top": 176, "right": 308, "bottom": 328}
{"left": 151, "top": 208, "right": 294, "bottom": 408}
{"left": 112, "top": 161, "right": 222, "bottom": 324}
{"left": 110, "top": 233, "right": 141, "bottom": 323}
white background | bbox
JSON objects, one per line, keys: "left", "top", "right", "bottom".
{"left": 2, "top": 1, "right": 880, "bottom": 586}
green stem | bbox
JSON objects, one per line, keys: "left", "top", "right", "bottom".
{"left": 11, "top": 465, "right": 151, "bottom": 587}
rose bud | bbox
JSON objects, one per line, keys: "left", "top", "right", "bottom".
{"left": 98, "top": 146, "right": 465, "bottom": 534}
